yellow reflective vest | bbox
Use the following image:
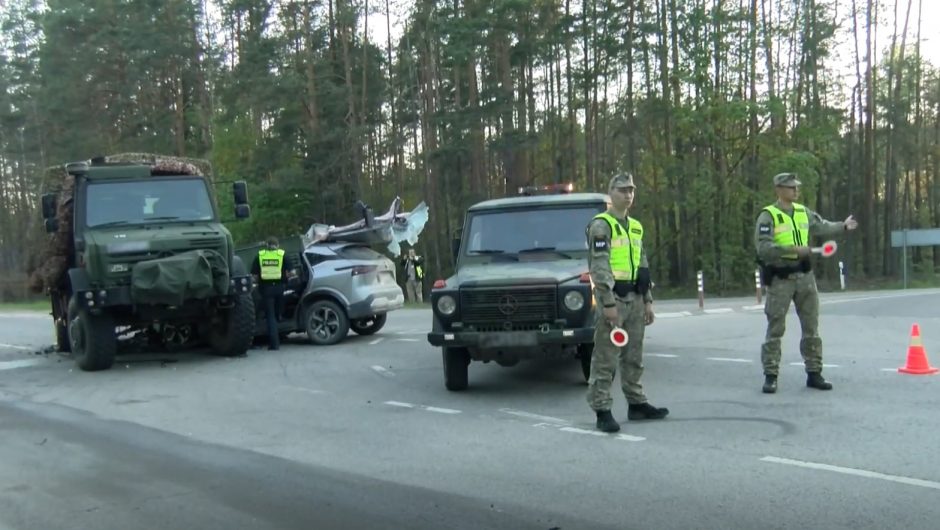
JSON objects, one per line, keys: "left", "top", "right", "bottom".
{"left": 594, "top": 213, "right": 643, "bottom": 281}
{"left": 763, "top": 203, "right": 809, "bottom": 260}
{"left": 258, "top": 248, "right": 285, "bottom": 281}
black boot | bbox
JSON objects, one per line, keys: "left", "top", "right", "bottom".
{"left": 762, "top": 374, "right": 777, "bottom": 394}
{"left": 627, "top": 402, "right": 669, "bottom": 420}
{"left": 595, "top": 410, "right": 621, "bottom": 433}
{"left": 806, "top": 372, "right": 833, "bottom": 390}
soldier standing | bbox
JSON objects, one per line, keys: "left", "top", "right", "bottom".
{"left": 755, "top": 173, "right": 858, "bottom": 393}
{"left": 401, "top": 248, "right": 425, "bottom": 303}
{"left": 586, "top": 173, "right": 669, "bottom": 433}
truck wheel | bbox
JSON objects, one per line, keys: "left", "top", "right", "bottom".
{"left": 208, "top": 293, "right": 255, "bottom": 357}
{"left": 443, "top": 347, "right": 470, "bottom": 391}
{"left": 578, "top": 343, "right": 593, "bottom": 382}
{"left": 350, "top": 314, "right": 387, "bottom": 336}
{"left": 304, "top": 300, "right": 349, "bottom": 345}
{"left": 68, "top": 299, "right": 116, "bottom": 371}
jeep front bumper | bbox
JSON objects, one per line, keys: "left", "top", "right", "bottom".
{"left": 427, "top": 327, "right": 594, "bottom": 349}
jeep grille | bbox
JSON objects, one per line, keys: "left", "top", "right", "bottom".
{"left": 459, "top": 286, "right": 557, "bottom": 324}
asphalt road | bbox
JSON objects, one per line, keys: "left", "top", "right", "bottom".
{"left": 1, "top": 288, "right": 939, "bottom": 529}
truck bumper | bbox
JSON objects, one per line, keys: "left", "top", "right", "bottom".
{"left": 75, "top": 274, "right": 252, "bottom": 310}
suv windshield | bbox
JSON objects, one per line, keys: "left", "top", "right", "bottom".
{"left": 86, "top": 178, "right": 215, "bottom": 227}
{"left": 463, "top": 205, "right": 605, "bottom": 260}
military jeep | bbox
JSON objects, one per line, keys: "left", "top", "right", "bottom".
{"left": 426, "top": 191, "right": 608, "bottom": 390}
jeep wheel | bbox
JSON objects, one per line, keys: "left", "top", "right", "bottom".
{"left": 350, "top": 314, "right": 387, "bottom": 336}
{"left": 208, "top": 293, "right": 255, "bottom": 357}
{"left": 304, "top": 300, "right": 349, "bottom": 346}
{"left": 443, "top": 347, "right": 470, "bottom": 391}
{"left": 68, "top": 299, "right": 116, "bottom": 371}
{"left": 578, "top": 343, "right": 593, "bottom": 382}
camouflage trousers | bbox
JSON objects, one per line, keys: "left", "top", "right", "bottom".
{"left": 761, "top": 271, "right": 823, "bottom": 375}
{"left": 586, "top": 294, "right": 648, "bottom": 410}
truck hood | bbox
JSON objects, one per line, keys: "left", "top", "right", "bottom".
{"left": 452, "top": 259, "right": 587, "bottom": 287}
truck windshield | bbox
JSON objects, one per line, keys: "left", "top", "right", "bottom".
{"left": 86, "top": 178, "right": 215, "bottom": 227}
{"left": 463, "top": 205, "right": 604, "bottom": 259}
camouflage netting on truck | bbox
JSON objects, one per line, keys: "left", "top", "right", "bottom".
{"left": 26, "top": 153, "right": 212, "bottom": 295}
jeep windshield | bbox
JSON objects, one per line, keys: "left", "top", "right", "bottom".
{"left": 85, "top": 178, "right": 216, "bottom": 228}
{"left": 462, "top": 205, "right": 604, "bottom": 262}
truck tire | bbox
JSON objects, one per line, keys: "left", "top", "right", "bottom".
{"left": 208, "top": 293, "right": 255, "bottom": 357}
{"left": 443, "top": 347, "right": 470, "bottom": 391}
{"left": 68, "top": 299, "right": 116, "bottom": 371}
{"left": 304, "top": 300, "right": 349, "bottom": 345}
{"left": 350, "top": 314, "right": 387, "bottom": 336}
{"left": 578, "top": 343, "right": 593, "bottom": 382}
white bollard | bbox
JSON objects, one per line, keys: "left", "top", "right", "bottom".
{"left": 839, "top": 260, "right": 846, "bottom": 290}
{"left": 754, "top": 268, "right": 762, "bottom": 304}
{"left": 697, "top": 270, "right": 704, "bottom": 309}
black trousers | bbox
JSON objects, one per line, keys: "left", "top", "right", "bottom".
{"left": 260, "top": 283, "right": 284, "bottom": 349}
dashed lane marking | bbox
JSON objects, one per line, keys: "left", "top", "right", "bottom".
{"left": 371, "top": 365, "right": 395, "bottom": 377}
{"left": 559, "top": 426, "right": 645, "bottom": 442}
{"left": 703, "top": 308, "right": 734, "bottom": 314}
{"left": 761, "top": 456, "right": 940, "bottom": 490}
{"left": 369, "top": 338, "right": 384, "bottom": 345}
{"left": 743, "top": 304, "right": 764, "bottom": 311}
{"left": 0, "top": 343, "right": 33, "bottom": 351}
{"left": 706, "top": 357, "right": 753, "bottom": 363}
{"left": 383, "top": 401, "right": 461, "bottom": 415}
{"left": 658, "top": 311, "right": 693, "bottom": 319}
{"left": 789, "top": 362, "right": 839, "bottom": 368}
{"left": 499, "top": 408, "right": 570, "bottom": 425}
{"left": 647, "top": 353, "right": 679, "bottom": 358}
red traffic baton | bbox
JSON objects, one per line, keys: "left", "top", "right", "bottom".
{"left": 811, "top": 240, "right": 838, "bottom": 258}
{"left": 610, "top": 327, "right": 629, "bottom": 347}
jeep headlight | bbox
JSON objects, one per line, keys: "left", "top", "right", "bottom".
{"left": 563, "top": 291, "right": 584, "bottom": 311}
{"left": 436, "top": 295, "right": 457, "bottom": 316}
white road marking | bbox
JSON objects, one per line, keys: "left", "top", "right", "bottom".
{"left": 647, "top": 353, "right": 679, "bottom": 358}
{"left": 789, "top": 362, "right": 839, "bottom": 368}
{"left": 371, "top": 365, "right": 394, "bottom": 377}
{"left": 425, "top": 406, "right": 461, "bottom": 415}
{"left": 369, "top": 338, "right": 384, "bottom": 345}
{"left": 383, "top": 401, "right": 460, "bottom": 415}
{"left": 707, "top": 357, "right": 753, "bottom": 363}
{"left": 0, "top": 313, "right": 48, "bottom": 319}
{"left": 615, "top": 434, "right": 646, "bottom": 442}
{"left": 0, "top": 359, "right": 44, "bottom": 371}
{"left": 743, "top": 304, "right": 764, "bottom": 311}
{"left": 703, "top": 308, "right": 734, "bottom": 314}
{"left": 761, "top": 456, "right": 940, "bottom": 490}
{"left": 820, "top": 291, "right": 940, "bottom": 306}
{"left": 658, "top": 311, "right": 693, "bottom": 318}
{"left": 394, "top": 338, "right": 420, "bottom": 342}
{"left": 287, "top": 386, "right": 326, "bottom": 395}
{"left": 499, "top": 408, "right": 570, "bottom": 425}
{"left": 0, "top": 343, "right": 33, "bottom": 351}
{"left": 560, "top": 427, "right": 607, "bottom": 437}
{"left": 881, "top": 368, "right": 899, "bottom": 372}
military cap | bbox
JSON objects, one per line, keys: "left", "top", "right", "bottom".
{"left": 773, "top": 173, "right": 801, "bottom": 187}
{"left": 608, "top": 173, "right": 636, "bottom": 190}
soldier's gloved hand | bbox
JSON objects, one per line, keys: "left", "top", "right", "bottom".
{"left": 644, "top": 303, "right": 655, "bottom": 326}
{"left": 794, "top": 245, "right": 812, "bottom": 258}
{"left": 602, "top": 305, "right": 619, "bottom": 327}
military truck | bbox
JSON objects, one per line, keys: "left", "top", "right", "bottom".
{"left": 426, "top": 187, "right": 608, "bottom": 390}
{"left": 31, "top": 154, "right": 255, "bottom": 371}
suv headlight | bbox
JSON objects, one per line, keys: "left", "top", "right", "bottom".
{"left": 563, "top": 291, "right": 584, "bottom": 311}
{"left": 437, "top": 295, "right": 457, "bottom": 316}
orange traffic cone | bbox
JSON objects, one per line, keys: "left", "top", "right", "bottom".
{"left": 898, "top": 323, "right": 939, "bottom": 375}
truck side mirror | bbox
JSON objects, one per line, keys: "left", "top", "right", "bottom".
{"left": 233, "top": 181, "right": 249, "bottom": 205}
{"left": 44, "top": 218, "right": 59, "bottom": 233}
{"left": 234, "top": 204, "right": 251, "bottom": 219}
{"left": 41, "top": 193, "right": 58, "bottom": 220}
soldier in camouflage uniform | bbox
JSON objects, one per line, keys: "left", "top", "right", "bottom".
{"left": 586, "top": 173, "right": 669, "bottom": 433}
{"left": 755, "top": 173, "right": 858, "bottom": 393}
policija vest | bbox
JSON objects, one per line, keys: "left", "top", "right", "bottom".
{"left": 593, "top": 213, "right": 643, "bottom": 281}
{"left": 258, "top": 248, "right": 285, "bottom": 281}
{"left": 762, "top": 203, "right": 809, "bottom": 261}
